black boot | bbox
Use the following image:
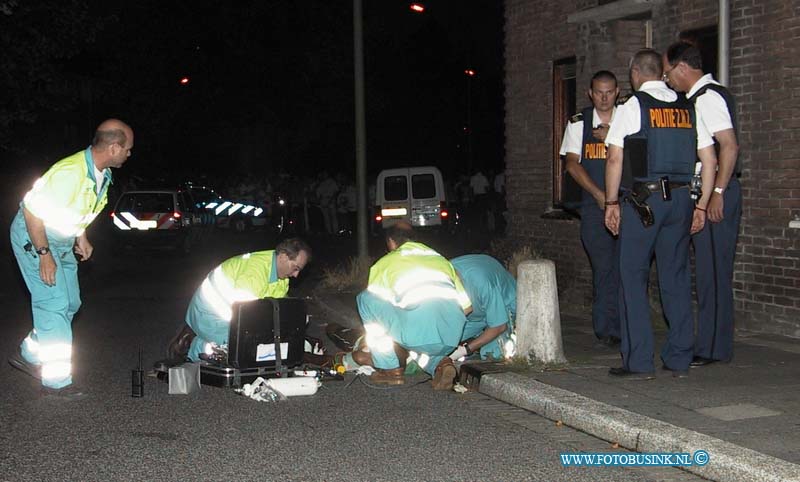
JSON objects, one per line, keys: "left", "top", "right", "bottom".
{"left": 166, "top": 324, "right": 196, "bottom": 361}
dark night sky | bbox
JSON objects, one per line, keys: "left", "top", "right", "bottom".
{"left": 1, "top": 1, "right": 504, "bottom": 184}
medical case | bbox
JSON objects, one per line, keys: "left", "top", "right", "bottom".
{"left": 155, "top": 297, "right": 307, "bottom": 388}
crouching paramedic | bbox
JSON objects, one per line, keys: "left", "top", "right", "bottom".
{"left": 449, "top": 254, "right": 516, "bottom": 361}
{"left": 168, "top": 238, "right": 311, "bottom": 362}
{"left": 353, "top": 222, "right": 471, "bottom": 390}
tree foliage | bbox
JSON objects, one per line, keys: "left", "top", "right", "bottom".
{"left": 0, "top": 0, "right": 106, "bottom": 151}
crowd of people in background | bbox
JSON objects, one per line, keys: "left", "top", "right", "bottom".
{"left": 452, "top": 168, "right": 507, "bottom": 234}
{"left": 115, "top": 166, "right": 508, "bottom": 237}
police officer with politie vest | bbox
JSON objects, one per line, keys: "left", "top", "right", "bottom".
{"left": 662, "top": 41, "right": 741, "bottom": 368}
{"left": 561, "top": 70, "right": 622, "bottom": 349}
{"left": 604, "top": 49, "right": 718, "bottom": 378}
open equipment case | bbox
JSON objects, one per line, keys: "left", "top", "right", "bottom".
{"left": 154, "top": 297, "right": 308, "bottom": 388}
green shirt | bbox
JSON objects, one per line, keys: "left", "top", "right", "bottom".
{"left": 23, "top": 148, "right": 112, "bottom": 238}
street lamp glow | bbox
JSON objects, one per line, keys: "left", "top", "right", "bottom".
{"left": 410, "top": 3, "right": 425, "bottom": 13}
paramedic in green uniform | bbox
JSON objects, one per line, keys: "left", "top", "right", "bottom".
{"left": 355, "top": 223, "right": 472, "bottom": 390}
{"left": 178, "top": 238, "right": 311, "bottom": 362}
{"left": 449, "top": 254, "right": 516, "bottom": 361}
{"left": 8, "top": 119, "right": 133, "bottom": 400}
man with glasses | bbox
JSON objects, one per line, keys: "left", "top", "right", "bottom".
{"left": 663, "top": 41, "right": 741, "bottom": 368}
{"left": 8, "top": 119, "right": 134, "bottom": 400}
{"left": 167, "top": 237, "right": 312, "bottom": 363}
{"left": 560, "top": 70, "right": 622, "bottom": 348}
{"left": 604, "top": 49, "right": 718, "bottom": 379}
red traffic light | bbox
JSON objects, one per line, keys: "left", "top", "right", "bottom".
{"left": 410, "top": 3, "right": 425, "bottom": 13}
{"left": 464, "top": 69, "right": 475, "bottom": 77}
{"left": 179, "top": 77, "right": 190, "bottom": 85}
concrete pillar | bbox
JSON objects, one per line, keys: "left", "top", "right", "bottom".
{"left": 516, "top": 259, "right": 567, "bottom": 364}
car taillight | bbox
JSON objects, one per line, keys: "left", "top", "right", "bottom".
{"left": 440, "top": 202, "right": 448, "bottom": 218}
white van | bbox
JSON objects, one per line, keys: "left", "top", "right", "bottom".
{"left": 374, "top": 166, "right": 450, "bottom": 229}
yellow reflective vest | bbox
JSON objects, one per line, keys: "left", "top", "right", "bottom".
{"left": 367, "top": 241, "right": 471, "bottom": 310}
{"left": 219, "top": 250, "right": 289, "bottom": 299}
{"left": 200, "top": 250, "right": 289, "bottom": 321}
{"left": 23, "top": 149, "right": 112, "bottom": 238}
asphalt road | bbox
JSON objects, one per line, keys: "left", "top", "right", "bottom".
{"left": 0, "top": 223, "right": 699, "bottom": 481}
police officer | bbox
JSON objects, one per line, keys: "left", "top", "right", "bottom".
{"left": 169, "top": 238, "right": 311, "bottom": 363}
{"left": 663, "top": 41, "right": 741, "bottom": 367}
{"left": 8, "top": 119, "right": 134, "bottom": 400}
{"left": 560, "top": 70, "right": 621, "bottom": 348}
{"left": 449, "top": 254, "right": 516, "bottom": 361}
{"left": 355, "top": 222, "right": 471, "bottom": 390}
{"left": 604, "top": 49, "right": 718, "bottom": 378}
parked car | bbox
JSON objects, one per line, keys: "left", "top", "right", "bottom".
{"left": 182, "top": 182, "right": 270, "bottom": 233}
{"left": 110, "top": 188, "right": 204, "bottom": 253}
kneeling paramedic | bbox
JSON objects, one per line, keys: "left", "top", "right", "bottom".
{"left": 350, "top": 222, "right": 472, "bottom": 390}
{"left": 168, "top": 238, "right": 311, "bottom": 362}
{"left": 449, "top": 254, "right": 517, "bottom": 361}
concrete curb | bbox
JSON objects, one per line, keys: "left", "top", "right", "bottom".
{"left": 480, "top": 372, "right": 800, "bottom": 482}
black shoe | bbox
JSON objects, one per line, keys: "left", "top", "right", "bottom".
{"left": 661, "top": 365, "right": 689, "bottom": 378}
{"left": 40, "top": 385, "right": 88, "bottom": 401}
{"left": 8, "top": 350, "right": 42, "bottom": 380}
{"left": 593, "top": 336, "right": 621, "bottom": 349}
{"left": 608, "top": 367, "right": 655, "bottom": 380}
{"left": 166, "top": 324, "right": 196, "bottom": 360}
{"left": 689, "top": 356, "right": 717, "bottom": 367}
{"left": 605, "top": 336, "right": 621, "bottom": 347}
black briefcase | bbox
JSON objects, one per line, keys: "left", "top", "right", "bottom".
{"left": 201, "top": 297, "right": 308, "bottom": 388}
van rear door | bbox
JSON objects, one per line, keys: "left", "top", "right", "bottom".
{"left": 408, "top": 167, "right": 444, "bottom": 227}
{"left": 378, "top": 169, "right": 411, "bottom": 227}
{"left": 377, "top": 166, "right": 445, "bottom": 228}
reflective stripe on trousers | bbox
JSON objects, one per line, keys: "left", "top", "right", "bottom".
{"left": 10, "top": 210, "right": 80, "bottom": 389}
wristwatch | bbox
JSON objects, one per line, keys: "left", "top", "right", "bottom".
{"left": 713, "top": 187, "right": 725, "bottom": 195}
{"left": 461, "top": 342, "right": 474, "bottom": 356}
{"left": 35, "top": 246, "right": 51, "bottom": 256}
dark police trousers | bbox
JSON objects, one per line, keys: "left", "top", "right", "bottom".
{"left": 580, "top": 204, "right": 620, "bottom": 340}
{"left": 618, "top": 187, "right": 694, "bottom": 373}
{"left": 692, "top": 177, "right": 742, "bottom": 362}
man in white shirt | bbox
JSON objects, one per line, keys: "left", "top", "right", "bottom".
{"left": 560, "top": 70, "right": 621, "bottom": 348}
{"left": 315, "top": 171, "right": 339, "bottom": 234}
{"left": 469, "top": 170, "right": 490, "bottom": 229}
{"left": 604, "top": 49, "right": 718, "bottom": 378}
{"left": 663, "top": 41, "right": 741, "bottom": 367}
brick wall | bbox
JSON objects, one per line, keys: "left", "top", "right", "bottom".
{"left": 504, "top": 0, "right": 800, "bottom": 337}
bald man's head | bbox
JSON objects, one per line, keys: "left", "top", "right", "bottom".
{"left": 92, "top": 119, "right": 134, "bottom": 169}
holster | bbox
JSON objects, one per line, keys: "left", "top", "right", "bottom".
{"left": 627, "top": 183, "right": 654, "bottom": 227}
